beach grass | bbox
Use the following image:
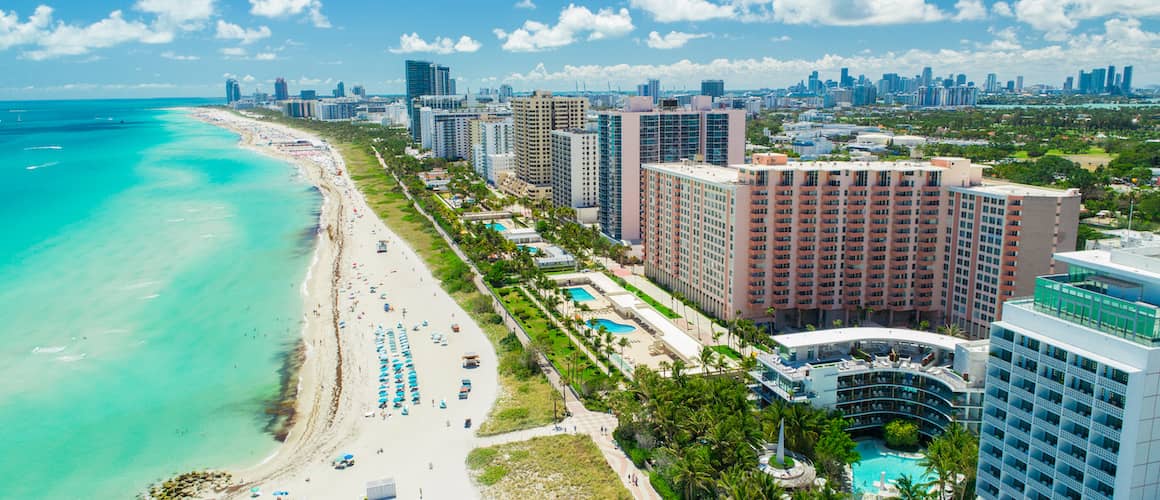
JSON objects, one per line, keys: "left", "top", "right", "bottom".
{"left": 466, "top": 435, "right": 631, "bottom": 500}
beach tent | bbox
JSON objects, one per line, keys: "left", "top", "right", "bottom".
{"left": 366, "top": 478, "right": 397, "bottom": 500}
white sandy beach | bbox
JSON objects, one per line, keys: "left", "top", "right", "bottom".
{"left": 190, "top": 108, "right": 499, "bottom": 500}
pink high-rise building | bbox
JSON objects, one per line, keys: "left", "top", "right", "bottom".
{"left": 641, "top": 153, "right": 1080, "bottom": 334}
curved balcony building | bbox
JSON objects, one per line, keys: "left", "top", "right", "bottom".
{"left": 750, "top": 327, "right": 988, "bottom": 437}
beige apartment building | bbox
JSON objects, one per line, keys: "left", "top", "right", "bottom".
{"left": 505, "top": 90, "right": 587, "bottom": 199}
{"left": 641, "top": 153, "right": 1080, "bottom": 335}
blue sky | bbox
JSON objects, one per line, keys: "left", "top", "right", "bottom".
{"left": 0, "top": 0, "right": 1158, "bottom": 99}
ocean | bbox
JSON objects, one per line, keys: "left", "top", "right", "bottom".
{"left": 0, "top": 99, "right": 321, "bottom": 498}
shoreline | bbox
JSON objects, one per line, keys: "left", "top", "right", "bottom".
{"left": 186, "top": 108, "right": 500, "bottom": 500}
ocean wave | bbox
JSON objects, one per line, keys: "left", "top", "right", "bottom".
{"left": 167, "top": 218, "right": 186, "bottom": 223}
{"left": 141, "top": 293, "right": 161, "bottom": 300}
{"left": 32, "top": 346, "right": 67, "bottom": 354}
{"left": 25, "top": 161, "right": 59, "bottom": 171}
{"left": 56, "top": 354, "right": 87, "bottom": 362}
{"left": 201, "top": 233, "right": 216, "bottom": 239}
{"left": 123, "top": 280, "right": 159, "bottom": 290}
{"left": 24, "top": 145, "right": 63, "bottom": 150}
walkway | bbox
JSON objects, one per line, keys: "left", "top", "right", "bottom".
{"left": 598, "top": 258, "right": 730, "bottom": 346}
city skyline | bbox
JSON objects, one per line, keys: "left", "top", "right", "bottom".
{"left": 1, "top": 0, "right": 1159, "bottom": 99}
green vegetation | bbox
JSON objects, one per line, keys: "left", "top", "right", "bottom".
{"left": 920, "top": 423, "right": 979, "bottom": 500}
{"left": 611, "top": 366, "right": 858, "bottom": 498}
{"left": 495, "top": 287, "right": 616, "bottom": 409}
{"left": 883, "top": 419, "right": 920, "bottom": 450}
{"left": 231, "top": 108, "right": 558, "bottom": 435}
{"left": 710, "top": 345, "right": 742, "bottom": 361}
{"left": 466, "top": 435, "right": 631, "bottom": 499}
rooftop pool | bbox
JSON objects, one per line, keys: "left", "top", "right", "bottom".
{"left": 587, "top": 318, "right": 636, "bottom": 334}
{"left": 566, "top": 287, "right": 595, "bottom": 302}
{"left": 851, "top": 440, "right": 930, "bottom": 494}
{"left": 486, "top": 222, "right": 507, "bottom": 232}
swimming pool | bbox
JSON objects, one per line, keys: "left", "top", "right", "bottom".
{"left": 565, "top": 287, "right": 595, "bottom": 302}
{"left": 587, "top": 318, "right": 636, "bottom": 334}
{"left": 851, "top": 440, "right": 930, "bottom": 494}
{"left": 487, "top": 222, "right": 507, "bottom": 232}
{"left": 518, "top": 245, "right": 539, "bottom": 255}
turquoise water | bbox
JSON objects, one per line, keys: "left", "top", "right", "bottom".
{"left": 587, "top": 318, "right": 636, "bottom": 334}
{"left": 518, "top": 245, "right": 539, "bottom": 255}
{"left": 487, "top": 222, "right": 507, "bottom": 231}
{"left": 566, "top": 287, "right": 596, "bottom": 302}
{"left": 851, "top": 440, "right": 931, "bottom": 493}
{"left": 0, "top": 99, "right": 321, "bottom": 499}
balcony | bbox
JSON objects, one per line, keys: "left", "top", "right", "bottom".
{"left": 1031, "top": 274, "right": 1160, "bottom": 346}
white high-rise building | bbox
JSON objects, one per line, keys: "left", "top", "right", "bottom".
{"left": 549, "top": 129, "right": 599, "bottom": 223}
{"left": 978, "top": 247, "right": 1160, "bottom": 500}
{"left": 470, "top": 116, "right": 513, "bottom": 184}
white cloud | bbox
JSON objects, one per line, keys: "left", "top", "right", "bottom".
{"left": 952, "top": 0, "right": 987, "bottom": 21}
{"left": 221, "top": 47, "right": 247, "bottom": 56}
{"left": 243, "top": 74, "right": 255, "bottom": 82}
{"left": 0, "top": 6, "right": 53, "bottom": 50}
{"left": 992, "top": 2, "right": 1014, "bottom": 17}
{"left": 254, "top": 52, "right": 277, "bottom": 60}
{"left": 514, "top": 0, "right": 536, "bottom": 8}
{"left": 494, "top": 4, "right": 634, "bottom": 52}
{"left": 215, "top": 20, "right": 271, "bottom": 44}
{"left": 134, "top": 0, "right": 215, "bottom": 28}
{"left": 629, "top": 0, "right": 734, "bottom": 22}
{"left": 770, "top": 35, "right": 792, "bottom": 42}
{"left": 249, "top": 0, "right": 330, "bottom": 28}
{"left": 389, "top": 33, "right": 482, "bottom": 54}
{"left": 739, "top": 0, "right": 948, "bottom": 25}
{"left": 976, "top": 26, "right": 1022, "bottom": 50}
{"left": 1011, "top": 0, "right": 1160, "bottom": 40}
{"left": 23, "top": 10, "right": 172, "bottom": 60}
{"left": 160, "top": 50, "right": 199, "bottom": 60}
{"left": 499, "top": 19, "right": 1160, "bottom": 88}
{"left": 646, "top": 30, "right": 709, "bottom": 49}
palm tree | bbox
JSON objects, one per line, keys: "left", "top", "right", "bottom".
{"left": 699, "top": 346, "right": 717, "bottom": 374}
{"left": 895, "top": 473, "right": 933, "bottom": 500}
{"left": 658, "top": 360, "right": 672, "bottom": 377}
{"left": 670, "top": 453, "right": 714, "bottom": 500}
{"left": 936, "top": 323, "right": 966, "bottom": 339}
{"left": 618, "top": 337, "right": 630, "bottom": 356}
{"left": 765, "top": 306, "right": 777, "bottom": 334}
{"left": 712, "top": 355, "right": 728, "bottom": 375}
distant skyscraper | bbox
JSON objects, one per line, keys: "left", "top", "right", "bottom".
{"left": 1016, "top": 76, "right": 1023, "bottom": 92}
{"left": 701, "top": 79, "right": 725, "bottom": 98}
{"left": 299, "top": 90, "right": 317, "bottom": 100}
{"left": 351, "top": 84, "right": 366, "bottom": 99}
{"left": 1122, "top": 65, "right": 1133, "bottom": 94}
{"left": 984, "top": 73, "right": 998, "bottom": 93}
{"left": 840, "top": 67, "right": 854, "bottom": 88}
{"left": 1063, "top": 76, "right": 1074, "bottom": 92}
{"left": 498, "top": 84, "right": 513, "bottom": 101}
{"left": 333, "top": 81, "right": 345, "bottom": 98}
{"left": 1078, "top": 70, "right": 1090, "bottom": 93}
{"left": 274, "top": 77, "right": 289, "bottom": 101}
{"left": 636, "top": 83, "right": 649, "bottom": 98}
{"left": 922, "top": 66, "right": 933, "bottom": 87}
{"left": 225, "top": 79, "right": 241, "bottom": 103}
{"left": 405, "top": 60, "right": 453, "bottom": 141}
{"left": 1091, "top": 67, "right": 1107, "bottom": 94}
{"left": 956, "top": 74, "right": 967, "bottom": 86}
{"left": 1107, "top": 65, "right": 1116, "bottom": 91}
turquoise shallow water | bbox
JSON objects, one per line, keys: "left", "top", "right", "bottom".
{"left": 587, "top": 318, "right": 636, "bottom": 334}
{"left": 0, "top": 99, "right": 321, "bottom": 499}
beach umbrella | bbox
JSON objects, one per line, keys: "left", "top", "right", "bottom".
{"left": 250, "top": 486, "right": 260, "bottom": 494}
{"left": 343, "top": 454, "right": 354, "bottom": 460}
